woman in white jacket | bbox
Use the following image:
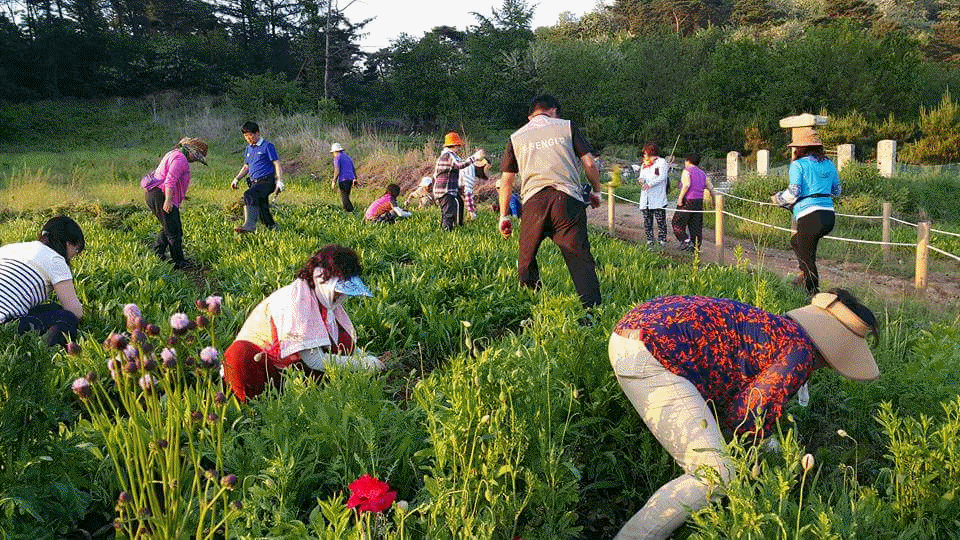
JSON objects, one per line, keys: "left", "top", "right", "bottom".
{"left": 638, "top": 143, "right": 670, "bottom": 246}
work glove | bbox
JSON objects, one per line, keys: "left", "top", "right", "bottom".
{"left": 471, "top": 149, "right": 486, "bottom": 161}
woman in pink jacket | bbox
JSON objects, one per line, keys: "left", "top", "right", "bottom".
{"left": 142, "top": 137, "right": 208, "bottom": 270}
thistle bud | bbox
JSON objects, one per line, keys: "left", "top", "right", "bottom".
{"left": 145, "top": 323, "right": 161, "bottom": 336}
{"left": 221, "top": 474, "right": 238, "bottom": 488}
{"left": 71, "top": 377, "right": 92, "bottom": 399}
{"left": 66, "top": 342, "right": 82, "bottom": 355}
{"left": 195, "top": 315, "right": 209, "bottom": 329}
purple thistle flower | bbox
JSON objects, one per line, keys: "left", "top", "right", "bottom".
{"left": 205, "top": 296, "right": 223, "bottom": 314}
{"left": 221, "top": 474, "right": 238, "bottom": 488}
{"left": 160, "top": 348, "right": 177, "bottom": 368}
{"left": 156, "top": 438, "right": 168, "bottom": 450}
{"left": 195, "top": 315, "right": 209, "bottom": 329}
{"left": 207, "top": 411, "right": 219, "bottom": 422}
{"left": 140, "top": 341, "right": 155, "bottom": 354}
{"left": 191, "top": 410, "right": 203, "bottom": 422}
{"left": 117, "top": 491, "right": 132, "bottom": 505}
{"left": 123, "top": 345, "right": 138, "bottom": 360}
{"left": 130, "top": 329, "right": 147, "bottom": 344}
{"left": 123, "top": 304, "right": 142, "bottom": 321}
{"left": 124, "top": 360, "right": 138, "bottom": 375}
{"left": 145, "top": 323, "right": 161, "bottom": 336}
{"left": 126, "top": 315, "right": 144, "bottom": 332}
{"left": 200, "top": 346, "right": 219, "bottom": 365}
{"left": 195, "top": 299, "right": 207, "bottom": 311}
{"left": 214, "top": 391, "right": 227, "bottom": 405}
{"left": 66, "top": 342, "right": 81, "bottom": 355}
{"left": 138, "top": 374, "right": 154, "bottom": 391}
{"left": 85, "top": 370, "right": 97, "bottom": 383}
{"left": 142, "top": 358, "right": 157, "bottom": 372}
{"left": 170, "top": 313, "right": 190, "bottom": 335}
{"left": 231, "top": 500, "right": 243, "bottom": 511}
{"left": 104, "top": 333, "right": 129, "bottom": 351}
{"left": 72, "top": 378, "right": 91, "bottom": 398}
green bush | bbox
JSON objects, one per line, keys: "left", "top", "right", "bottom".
{"left": 226, "top": 73, "right": 310, "bottom": 117}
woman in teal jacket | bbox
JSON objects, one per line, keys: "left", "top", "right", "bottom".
{"left": 772, "top": 128, "right": 841, "bottom": 294}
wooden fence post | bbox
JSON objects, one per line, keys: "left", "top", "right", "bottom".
{"left": 607, "top": 184, "right": 615, "bottom": 234}
{"left": 882, "top": 202, "right": 892, "bottom": 264}
{"left": 714, "top": 193, "right": 724, "bottom": 264}
{"left": 915, "top": 221, "right": 929, "bottom": 292}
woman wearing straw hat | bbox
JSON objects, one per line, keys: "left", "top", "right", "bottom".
{"left": 142, "top": 137, "right": 208, "bottom": 270}
{"left": 772, "top": 127, "right": 841, "bottom": 294}
{"left": 609, "top": 289, "right": 879, "bottom": 540}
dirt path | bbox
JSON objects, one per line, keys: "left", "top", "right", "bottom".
{"left": 587, "top": 201, "right": 960, "bottom": 313}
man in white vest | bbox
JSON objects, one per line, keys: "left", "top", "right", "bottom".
{"left": 497, "top": 94, "right": 603, "bottom": 310}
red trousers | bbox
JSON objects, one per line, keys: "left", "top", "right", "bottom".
{"left": 223, "top": 340, "right": 320, "bottom": 402}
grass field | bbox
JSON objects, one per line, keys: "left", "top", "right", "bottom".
{"left": 1, "top": 100, "right": 959, "bottom": 539}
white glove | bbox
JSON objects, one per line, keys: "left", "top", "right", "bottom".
{"left": 471, "top": 149, "right": 486, "bottom": 161}
{"left": 231, "top": 178, "right": 239, "bottom": 189}
{"left": 360, "top": 355, "right": 386, "bottom": 371}
{"left": 275, "top": 180, "right": 285, "bottom": 194}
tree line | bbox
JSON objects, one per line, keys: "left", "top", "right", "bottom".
{"left": 4, "top": 0, "right": 960, "bottom": 160}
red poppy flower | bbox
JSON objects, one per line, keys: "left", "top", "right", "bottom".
{"left": 347, "top": 474, "right": 397, "bottom": 513}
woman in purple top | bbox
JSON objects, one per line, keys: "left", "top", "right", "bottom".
{"left": 671, "top": 152, "right": 714, "bottom": 251}
{"left": 144, "top": 137, "right": 207, "bottom": 270}
{"left": 609, "top": 291, "right": 879, "bottom": 540}
{"left": 330, "top": 143, "right": 358, "bottom": 212}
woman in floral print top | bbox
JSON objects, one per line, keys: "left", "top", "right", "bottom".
{"left": 610, "top": 291, "right": 879, "bottom": 540}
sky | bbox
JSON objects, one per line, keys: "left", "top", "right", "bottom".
{"left": 344, "top": 0, "right": 606, "bottom": 52}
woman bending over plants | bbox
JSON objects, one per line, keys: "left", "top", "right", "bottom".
{"left": 223, "top": 244, "right": 384, "bottom": 402}
{"left": 0, "top": 215, "right": 85, "bottom": 346}
{"left": 608, "top": 289, "right": 879, "bottom": 540}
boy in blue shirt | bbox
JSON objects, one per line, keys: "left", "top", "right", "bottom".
{"left": 232, "top": 121, "right": 284, "bottom": 233}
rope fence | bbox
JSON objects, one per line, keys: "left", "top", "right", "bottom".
{"left": 598, "top": 186, "right": 959, "bottom": 292}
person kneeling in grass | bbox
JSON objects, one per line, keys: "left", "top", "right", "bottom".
{"left": 0, "top": 216, "right": 85, "bottom": 347}
{"left": 364, "top": 184, "right": 411, "bottom": 224}
{"left": 223, "top": 244, "right": 384, "bottom": 402}
{"left": 609, "top": 289, "right": 879, "bottom": 540}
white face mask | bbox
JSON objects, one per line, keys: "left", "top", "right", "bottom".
{"left": 312, "top": 269, "right": 343, "bottom": 309}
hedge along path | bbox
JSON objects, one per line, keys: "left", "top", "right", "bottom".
{"left": 586, "top": 195, "right": 960, "bottom": 311}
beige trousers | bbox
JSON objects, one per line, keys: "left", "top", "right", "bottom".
{"left": 609, "top": 332, "right": 735, "bottom": 540}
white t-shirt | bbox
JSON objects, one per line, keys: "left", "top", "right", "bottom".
{"left": 0, "top": 241, "right": 73, "bottom": 322}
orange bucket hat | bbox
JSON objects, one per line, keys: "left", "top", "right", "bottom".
{"left": 443, "top": 132, "right": 464, "bottom": 147}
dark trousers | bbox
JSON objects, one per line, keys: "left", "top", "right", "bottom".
{"left": 791, "top": 210, "right": 835, "bottom": 294}
{"left": 338, "top": 180, "right": 355, "bottom": 212}
{"left": 436, "top": 193, "right": 463, "bottom": 231}
{"left": 244, "top": 175, "right": 276, "bottom": 228}
{"left": 643, "top": 208, "right": 667, "bottom": 243}
{"left": 671, "top": 199, "right": 704, "bottom": 247}
{"left": 16, "top": 303, "right": 78, "bottom": 346}
{"left": 145, "top": 187, "right": 185, "bottom": 265}
{"left": 519, "top": 188, "right": 601, "bottom": 308}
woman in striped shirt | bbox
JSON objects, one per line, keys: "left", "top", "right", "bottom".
{"left": 0, "top": 216, "right": 85, "bottom": 346}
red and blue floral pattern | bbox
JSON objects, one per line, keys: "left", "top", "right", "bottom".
{"left": 615, "top": 295, "right": 816, "bottom": 437}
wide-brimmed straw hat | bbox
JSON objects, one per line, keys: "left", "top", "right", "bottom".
{"left": 443, "top": 132, "right": 464, "bottom": 147}
{"left": 786, "top": 292, "right": 878, "bottom": 381}
{"left": 788, "top": 127, "right": 823, "bottom": 147}
{"left": 178, "top": 137, "right": 208, "bottom": 165}
{"left": 330, "top": 143, "right": 344, "bottom": 153}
